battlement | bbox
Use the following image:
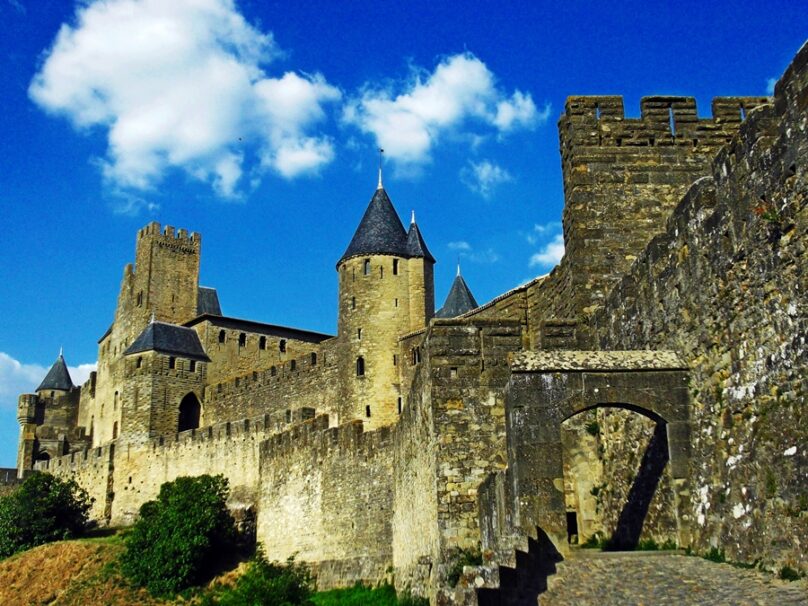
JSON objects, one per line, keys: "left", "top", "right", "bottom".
{"left": 137, "top": 221, "right": 201, "bottom": 245}
{"left": 260, "top": 415, "right": 393, "bottom": 459}
{"left": 561, "top": 95, "right": 770, "bottom": 149}
{"left": 36, "top": 442, "right": 115, "bottom": 473}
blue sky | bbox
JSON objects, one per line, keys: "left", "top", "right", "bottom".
{"left": 0, "top": 0, "right": 805, "bottom": 467}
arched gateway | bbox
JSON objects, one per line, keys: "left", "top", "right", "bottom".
{"left": 505, "top": 350, "right": 693, "bottom": 551}
{"left": 178, "top": 392, "right": 202, "bottom": 432}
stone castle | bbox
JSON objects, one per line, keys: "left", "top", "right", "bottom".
{"left": 16, "top": 43, "right": 806, "bottom": 603}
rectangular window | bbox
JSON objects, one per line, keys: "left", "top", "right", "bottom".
{"left": 393, "top": 259, "right": 399, "bottom": 275}
{"left": 189, "top": 360, "right": 196, "bottom": 372}
{"left": 397, "top": 397, "right": 402, "bottom": 414}
{"left": 168, "top": 356, "right": 176, "bottom": 369}
{"left": 365, "top": 405, "right": 371, "bottom": 418}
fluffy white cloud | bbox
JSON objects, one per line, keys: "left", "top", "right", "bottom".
{"left": 461, "top": 160, "right": 512, "bottom": 198}
{"left": 344, "top": 53, "right": 545, "bottom": 167}
{"left": 446, "top": 241, "right": 499, "bottom": 264}
{"left": 447, "top": 240, "right": 471, "bottom": 251}
{"left": 529, "top": 233, "right": 565, "bottom": 268}
{"left": 0, "top": 352, "right": 96, "bottom": 409}
{"left": 29, "top": 0, "right": 341, "bottom": 197}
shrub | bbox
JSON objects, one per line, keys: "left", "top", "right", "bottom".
{"left": 703, "top": 547, "right": 726, "bottom": 563}
{"left": 120, "top": 474, "right": 237, "bottom": 597}
{"left": 0, "top": 472, "right": 92, "bottom": 558}
{"left": 202, "top": 551, "right": 313, "bottom": 606}
{"left": 779, "top": 566, "right": 801, "bottom": 581}
{"left": 311, "top": 583, "right": 427, "bottom": 606}
{"left": 446, "top": 546, "right": 483, "bottom": 587}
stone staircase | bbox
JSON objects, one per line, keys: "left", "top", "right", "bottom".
{"left": 475, "top": 529, "right": 564, "bottom": 606}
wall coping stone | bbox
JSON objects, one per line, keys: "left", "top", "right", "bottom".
{"left": 511, "top": 350, "right": 686, "bottom": 372}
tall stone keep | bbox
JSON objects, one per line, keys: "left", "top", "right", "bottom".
{"left": 337, "top": 180, "right": 435, "bottom": 428}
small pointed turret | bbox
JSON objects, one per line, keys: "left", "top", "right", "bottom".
{"left": 338, "top": 185, "right": 410, "bottom": 266}
{"left": 36, "top": 351, "right": 75, "bottom": 392}
{"left": 435, "top": 267, "right": 479, "bottom": 318}
{"left": 405, "top": 213, "right": 435, "bottom": 263}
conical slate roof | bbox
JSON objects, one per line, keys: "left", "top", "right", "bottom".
{"left": 124, "top": 321, "right": 211, "bottom": 362}
{"left": 435, "top": 270, "right": 479, "bottom": 318}
{"left": 36, "top": 353, "right": 74, "bottom": 392}
{"left": 406, "top": 220, "right": 435, "bottom": 263}
{"left": 338, "top": 187, "right": 409, "bottom": 266}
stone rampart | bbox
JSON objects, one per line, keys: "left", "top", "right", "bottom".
{"left": 592, "top": 42, "right": 807, "bottom": 571}
{"left": 257, "top": 415, "right": 395, "bottom": 589}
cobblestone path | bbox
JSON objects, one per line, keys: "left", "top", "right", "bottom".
{"left": 538, "top": 551, "right": 807, "bottom": 605}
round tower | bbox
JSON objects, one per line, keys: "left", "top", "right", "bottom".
{"left": 337, "top": 176, "right": 434, "bottom": 428}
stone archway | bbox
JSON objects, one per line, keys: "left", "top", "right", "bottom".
{"left": 505, "top": 351, "right": 692, "bottom": 552}
{"left": 178, "top": 392, "right": 202, "bottom": 432}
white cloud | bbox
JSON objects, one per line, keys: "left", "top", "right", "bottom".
{"left": 526, "top": 221, "right": 561, "bottom": 244}
{"left": 29, "top": 0, "right": 341, "bottom": 198}
{"left": 0, "top": 352, "right": 96, "bottom": 409}
{"left": 447, "top": 240, "right": 471, "bottom": 251}
{"left": 344, "top": 52, "right": 545, "bottom": 167}
{"left": 461, "top": 160, "right": 512, "bottom": 198}
{"left": 529, "top": 233, "right": 565, "bottom": 268}
{"left": 766, "top": 77, "right": 777, "bottom": 95}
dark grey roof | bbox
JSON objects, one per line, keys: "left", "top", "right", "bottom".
{"left": 185, "top": 314, "right": 333, "bottom": 343}
{"left": 435, "top": 273, "right": 479, "bottom": 318}
{"left": 36, "top": 354, "right": 74, "bottom": 392}
{"left": 338, "top": 188, "right": 410, "bottom": 266}
{"left": 124, "top": 321, "right": 211, "bottom": 361}
{"left": 406, "top": 221, "right": 435, "bottom": 263}
{"left": 197, "top": 286, "right": 222, "bottom": 316}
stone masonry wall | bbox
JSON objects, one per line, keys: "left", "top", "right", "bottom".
{"left": 592, "top": 42, "right": 808, "bottom": 571}
{"left": 257, "top": 416, "right": 395, "bottom": 590}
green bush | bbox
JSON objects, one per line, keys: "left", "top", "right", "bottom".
{"left": 120, "top": 475, "right": 237, "bottom": 597}
{"left": 311, "top": 583, "right": 427, "bottom": 606}
{"left": 0, "top": 472, "right": 92, "bottom": 558}
{"left": 446, "top": 546, "right": 483, "bottom": 587}
{"left": 202, "top": 551, "right": 313, "bottom": 606}
{"left": 779, "top": 566, "right": 802, "bottom": 581}
{"left": 703, "top": 547, "right": 726, "bottom": 563}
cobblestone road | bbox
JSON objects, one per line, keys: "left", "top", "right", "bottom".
{"left": 539, "top": 551, "right": 807, "bottom": 605}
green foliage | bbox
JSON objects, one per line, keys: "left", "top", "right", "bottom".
{"left": 585, "top": 421, "right": 600, "bottom": 437}
{"left": 703, "top": 547, "right": 726, "bottom": 563}
{"left": 202, "top": 551, "right": 313, "bottom": 606}
{"left": 446, "top": 546, "right": 483, "bottom": 587}
{"left": 778, "top": 566, "right": 802, "bottom": 581}
{"left": 581, "top": 533, "right": 607, "bottom": 549}
{"left": 635, "top": 538, "right": 678, "bottom": 551}
{"left": 120, "top": 475, "right": 237, "bottom": 597}
{"left": 311, "top": 584, "right": 427, "bottom": 606}
{"left": 0, "top": 472, "right": 92, "bottom": 559}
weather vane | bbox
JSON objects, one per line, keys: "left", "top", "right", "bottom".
{"left": 377, "top": 148, "right": 384, "bottom": 189}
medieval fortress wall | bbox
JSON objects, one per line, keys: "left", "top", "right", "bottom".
{"left": 22, "top": 42, "right": 807, "bottom": 602}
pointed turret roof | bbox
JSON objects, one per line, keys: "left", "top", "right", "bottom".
{"left": 406, "top": 212, "right": 435, "bottom": 263}
{"left": 124, "top": 321, "right": 211, "bottom": 362}
{"left": 36, "top": 352, "right": 74, "bottom": 392}
{"left": 435, "top": 268, "right": 479, "bottom": 318}
{"left": 338, "top": 187, "right": 410, "bottom": 266}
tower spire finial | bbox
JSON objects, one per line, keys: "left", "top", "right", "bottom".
{"left": 59, "top": 346, "right": 63, "bottom": 357}
{"left": 377, "top": 148, "right": 384, "bottom": 190}
{"left": 457, "top": 261, "right": 461, "bottom": 277}
{"left": 150, "top": 311, "right": 156, "bottom": 324}
{"left": 411, "top": 210, "right": 416, "bottom": 224}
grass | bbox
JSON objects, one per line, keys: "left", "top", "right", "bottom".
{"left": 312, "top": 583, "right": 427, "bottom": 606}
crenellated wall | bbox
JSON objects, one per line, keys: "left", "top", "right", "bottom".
{"left": 257, "top": 415, "right": 396, "bottom": 589}
{"left": 592, "top": 42, "right": 807, "bottom": 571}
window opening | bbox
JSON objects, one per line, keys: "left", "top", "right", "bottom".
{"left": 356, "top": 357, "right": 365, "bottom": 376}
{"left": 357, "top": 328, "right": 362, "bottom": 340}
{"left": 279, "top": 339, "right": 286, "bottom": 353}
{"left": 668, "top": 106, "right": 676, "bottom": 137}
{"left": 218, "top": 330, "right": 226, "bottom": 343}
{"left": 271, "top": 366, "right": 277, "bottom": 377}
{"left": 397, "top": 397, "right": 402, "bottom": 414}
{"left": 739, "top": 105, "right": 746, "bottom": 121}
{"left": 351, "top": 296, "right": 356, "bottom": 309}
{"left": 178, "top": 392, "right": 201, "bottom": 432}
{"left": 380, "top": 266, "right": 384, "bottom": 278}
{"left": 393, "top": 354, "right": 398, "bottom": 366}
{"left": 311, "top": 352, "right": 317, "bottom": 366}
{"left": 365, "top": 405, "right": 371, "bottom": 418}
{"left": 238, "top": 333, "right": 246, "bottom": 347}
{"left": 394, "top": 298, "right": 398, "bottom": 307}
{"left": 290, "top": 359, "right": 296, "bottom": 371}
{"left": 136, "top": 356, "right": 143, "bottom": 369}
{"left": 393, "top": 259, "right": 399, "bottom": 275}
{"left": 189, "top": 360, "right": 196, "bottom": 372}
{"left": 112, "top": 422, "right": 118, "bottom": 439}
{"left": 364, "top": 259, "right": 371, "bottom": 275}
{"left": 169, "top": 356, "right": 176, "bottom": 369}
{"left": 259, "top": 336, "right": 266, "bottom": 350}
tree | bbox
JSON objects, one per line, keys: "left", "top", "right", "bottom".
{"left": 120, "top": 474, "right": 237, "bottom": 596}
{"left": 0, "top": 472, "right": 92, "bottom": 558}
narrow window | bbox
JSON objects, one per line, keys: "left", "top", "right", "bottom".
{"left": 189, "top": 360, "right": 196, "bottom": 372}
{"left": 364, "top": 259, "right": 371, "bottom": 275}
{"left": 285, "top": 410, "right": 292, "bottom": 423}
{"left": 450, "top": 367, "right": 458, "bottom": 378}
{"left": 393, "top": 259, "right": 399, "bottom": 275}
{"left": 394, "top": 298, "right": 398, "bottom": 307}
{"left": 311, "top": 352, "right": 317, "bottom": 366}
{"left": 356, "top": 357, "right": 365, "bottom": 376}
{"left": 397, "top": 397, "right": 402, "bottom": 414}
{"left": 668, "top": 106, "right": 676, "bottom": 137}
{"left": 271, "top": 366, "right": 277, "bottom": 377}
{"left": 352, "top": 296, "right": 356, "bottom": 310}
{"left": 279, "top": 339, "right": 286, "bottom": 353}
{"left": 114, "top": 391, "right": 118, "bottom": 410}
{"left": 259, "top": 336, "right": 266, "bottom": 350}
{"left": 50, "top": 391, "right": 55, "bottom": 398}
{"left": 290, "top": 359, "right": 296, "bottom": 371}
{"left": 136, "top": 356, "right": 143, "bottom": 369}
{"left": 357, "top": 327, "right": 362, "bottom": 340}
{"left": 169, "top": 356, "right": 176, "bottom": 369}
{"left": 218, "top": 330, "right": 226, "bottom": 343}
{"left": 739, "top": 105, "right": 746, "bottom": 121}
{"left": 238, "top": 333, "right": 246, "bottom": 347}
{"left": 365, "top": 405, "right": 371, "bottom": 418}
{"left": 380, "top": 266, "right": 384, "bottom": 278}
{"left": 595, "top": 103, "right": 601, "bottom": 120}
{"left": 393, "top": 354, "right": 398, "bottom": 366}
{"left": 217, "top": 383, "right": 222, "bottom": 393}
{"left": 136, "top": 291, "right": 143, "bottom": 306}
{"left": 112, "top": 422, "right": 118, "bottom": 439}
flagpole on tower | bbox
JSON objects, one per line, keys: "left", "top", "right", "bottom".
{"left": 377, "top": 148, "right": 384, "bottom": 189}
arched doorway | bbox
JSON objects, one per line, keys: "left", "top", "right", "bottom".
{"left": 505, "top": 351, "right": 693, "bottom": 552}
{"left": 178, "top": 392, "right": 202, "bottom": 432}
